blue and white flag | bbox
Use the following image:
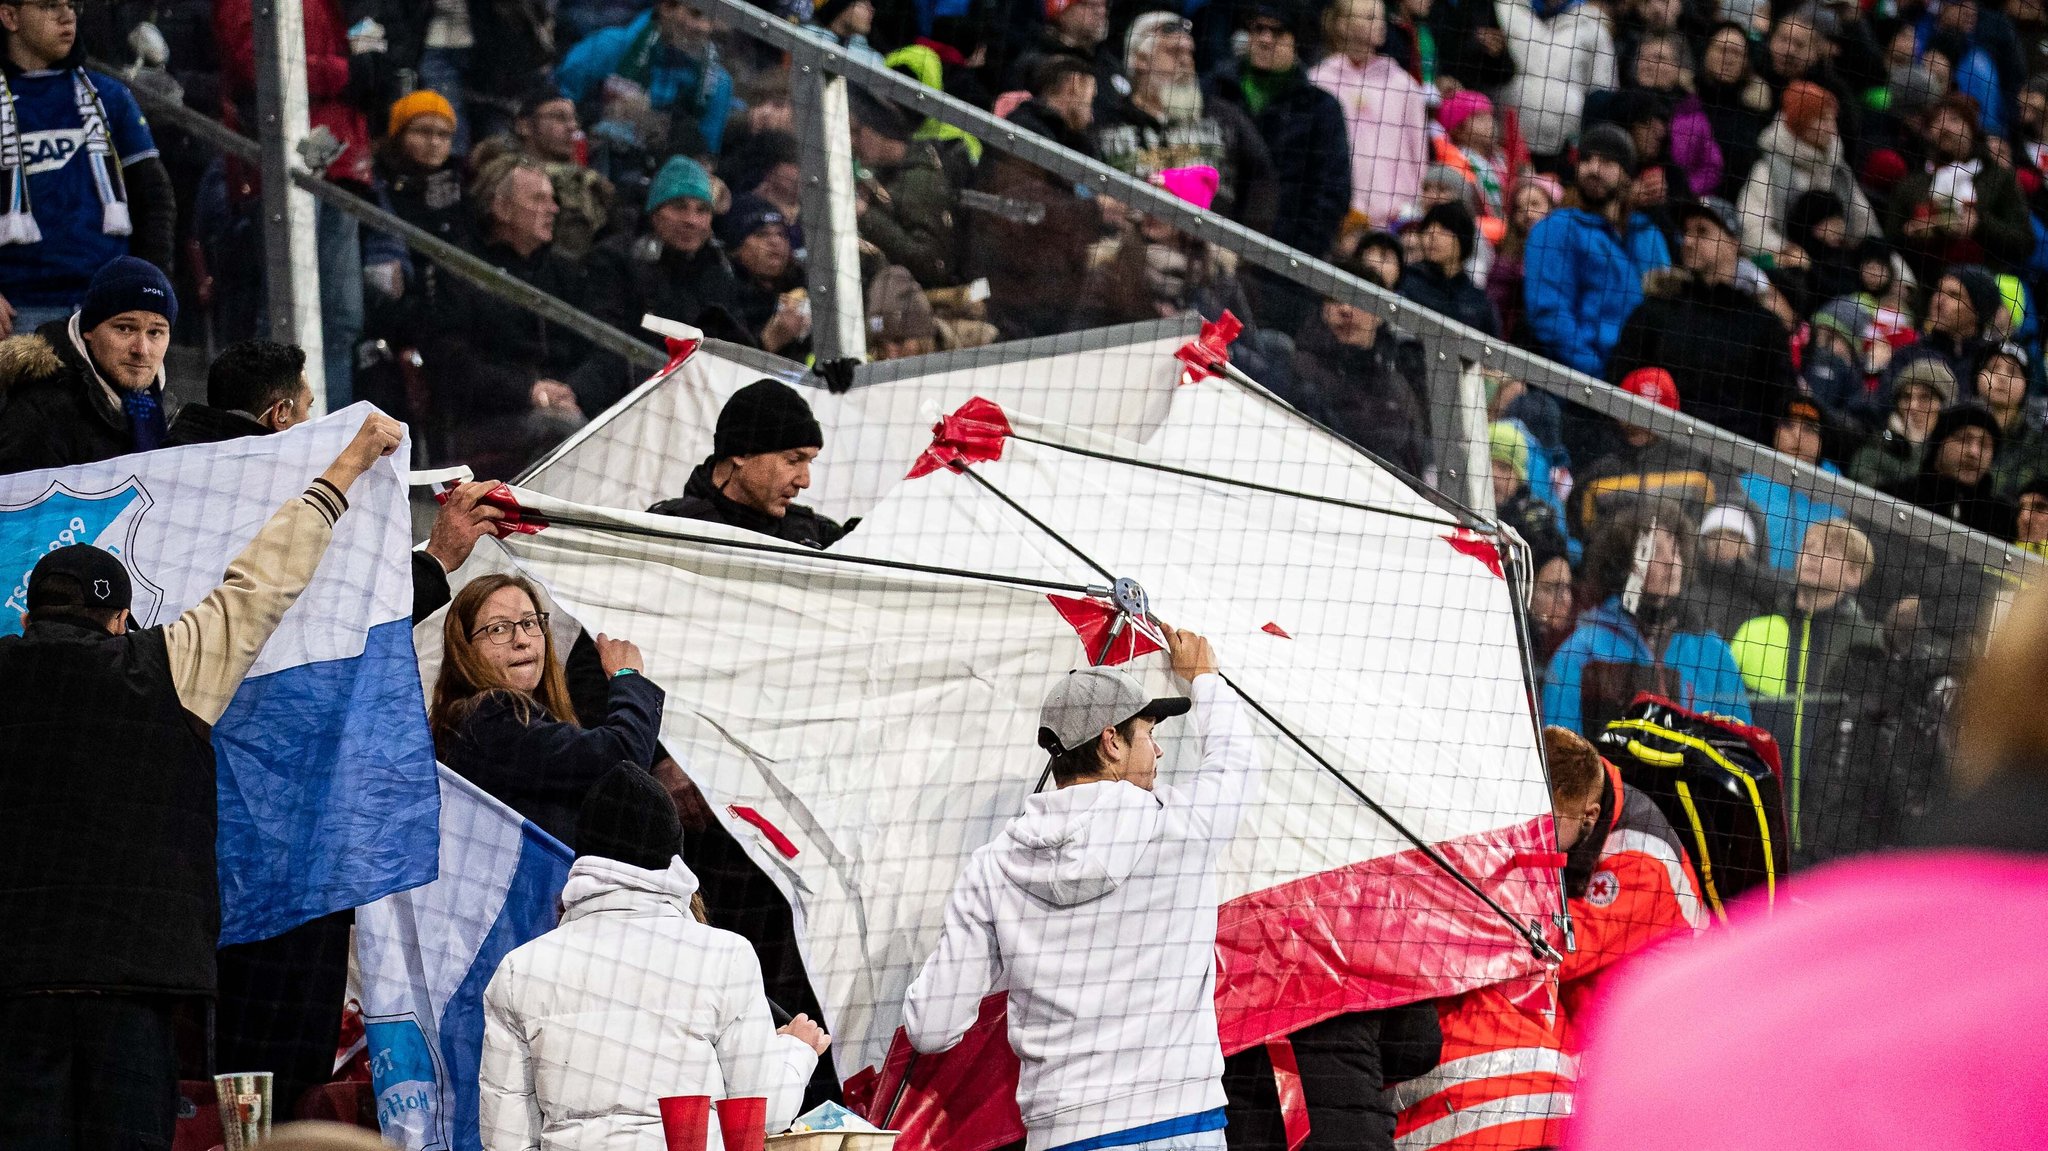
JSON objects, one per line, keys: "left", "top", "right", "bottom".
{"left": 356, "top": 766, "right": 573, "bottom": 1151}
{"left": 0, "top": 403, "right": 439, "bottom": 943}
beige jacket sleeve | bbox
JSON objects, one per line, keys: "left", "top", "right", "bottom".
{"left": 163, "top": 478, "right": 349, "bottom": 724}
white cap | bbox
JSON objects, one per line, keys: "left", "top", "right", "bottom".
{"left": 1700, "top": 505, "right": 1758, "bottom": 546}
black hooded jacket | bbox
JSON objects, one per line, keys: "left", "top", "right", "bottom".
{"left": 1607, "top": 269, "right": 1797, "bottom": 446}
{"left": 0, "top": 319, "right": 153, "bottom": 475}
{"left": 648, "top": 460, "right": 847, "bottom": 549}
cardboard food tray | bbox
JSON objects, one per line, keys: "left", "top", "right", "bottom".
{"left": 765, "top": 1132, "right": 899, "bottom": 1151}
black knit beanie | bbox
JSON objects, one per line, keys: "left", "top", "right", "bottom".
{"left": 575, "top": 764, "right": 683, "bottom": 870}
{"left": 713, "top": 379, "right": 825, "bottom": 461}
{"left": 1421, "top": 201, "right": 1478, "bottom": 264}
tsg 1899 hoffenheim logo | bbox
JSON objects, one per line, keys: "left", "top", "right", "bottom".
{"left": 0, "top": 478, "right": 163, "bottom": 635}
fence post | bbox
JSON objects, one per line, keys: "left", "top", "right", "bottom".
{"left": 790, "top": 55, "right": 868, "bottom": 363}
{"left": 250, "top": 0, "right": 328, "bottom": 409}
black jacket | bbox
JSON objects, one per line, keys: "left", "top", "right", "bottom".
{"left": 0, "top": 620, "right": 220, "bottom": 995}
{"left": 579, "top": 234, "right": 743, "bottom": 410}
{"left": 1881, "top": 469, "right": 2018, "bottom": 541}
{"left": 648, "top": 460, "right": 847, "bottom": 549}
{"left": 439, "top": 671, "right": 666, "bottom": 849}
{"left": 425, "top": 237, "right": 594, "bottom": 425}
{"left": 1222, "top": 1002, "right": 1444, "bottom": 1151}
{"left": 1288, "top": 314, "right": 1431, "bottom": 478}
{"left": 1607, "top": 270, "right": 1796, "bottom": 446}
{"left": 1092, "top": 94, "right": 1278, "bottom": 235}
{"left": 1398, "top": 262, "right": 1499, "bottom": 337}
{"left": 977, "top": 99, "right": 1103, "bottom": 340}
{"left": 1206, "top": 64, "right": 1351, "bottom": 259}
{"left": 1005, "top": 26, "right": 1130, "bottom": 119}
{"left": 0, "top": 320, "right": 153, "bottom": 476}
{"left": 165, "top": 402, "right": 268, "bottom": 447}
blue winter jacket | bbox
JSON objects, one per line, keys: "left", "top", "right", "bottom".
{"left": 1542, "top": 596, "right": 1752, "bottom": 736}
{"left": 1739, "top": 466, "right": 1845, "bottom": 572}
{"left": 1523, "top": 207, "right": 1671, "bottom": 378}
{"left": 558, "top": 10, "right": 737, "bottom": 155}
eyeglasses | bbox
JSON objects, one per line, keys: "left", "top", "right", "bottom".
{"left": 470, "top": 612, "right": 549, "bottom": 645}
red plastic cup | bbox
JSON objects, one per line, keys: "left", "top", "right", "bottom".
{"left": 714, "top": 1096, "right": 768, "bottom": 1151}
{"left": 659, "top": 1095, "right": 712, "bottom": 1151}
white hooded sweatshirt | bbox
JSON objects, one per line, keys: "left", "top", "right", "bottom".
{"left": 479, "top": 855, "right": 819, "bottom": 1151}
{"left": 902, "top": 674, "right": 1258, "bottom": 1151}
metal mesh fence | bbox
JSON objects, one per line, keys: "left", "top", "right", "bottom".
{"left": 0, "top": 0, "right": 2038, "bottom": 1148}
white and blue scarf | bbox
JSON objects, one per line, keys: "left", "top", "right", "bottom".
{"left": 0, "top": 69, "right": 133, "bottom": 246}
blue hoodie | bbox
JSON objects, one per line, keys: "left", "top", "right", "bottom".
{"left": 1542, "top": 597, "right": 1752, "bottom": 736}
{"left": 1523, "top": 207, "right": 1671, "bottom": 378}
{"left": 1739, "top": 466, "right": 1844, "bottom": 571}
{"left": 558, "top": 10, "right": 737, "bottom": 155}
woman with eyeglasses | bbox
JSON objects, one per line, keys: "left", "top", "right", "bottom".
{"left": 430, "top": 573, "right": 664, "bottom": 847}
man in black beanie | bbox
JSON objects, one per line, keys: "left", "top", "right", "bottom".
{"left": 648, "top": 377, "right": 847, "bottom": 548}
{"left": 1397, "top": 201, "right": 1497, "bottom": 336}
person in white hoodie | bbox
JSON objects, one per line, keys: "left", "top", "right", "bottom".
{"left": 480, "top": 765, "right": 830, "bottom": 1151}
{"left": 1495, "top": 0, "right": 1618, "bottom": 163}
{"left": 903, "top": 628, "right": 1258, "bottom": 1151}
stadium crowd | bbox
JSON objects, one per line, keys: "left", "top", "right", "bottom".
{"left": 0, "top": 0, "right": 2045, "bottom": 1147}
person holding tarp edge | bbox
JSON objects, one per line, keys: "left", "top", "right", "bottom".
{"left": 904, "top": 626, "right": 1257, "bottom": 1151}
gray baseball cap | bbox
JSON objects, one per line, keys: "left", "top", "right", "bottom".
{"left": 1037, "top": 667, "right": 1191, "bottom": 755}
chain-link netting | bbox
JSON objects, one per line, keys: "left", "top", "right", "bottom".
{"left": 0, "top": 0, "right": 2040, "bottom": 1148}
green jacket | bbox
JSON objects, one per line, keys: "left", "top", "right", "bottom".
{"left": 861, "top": 141, "right": 960, "bottom": 288}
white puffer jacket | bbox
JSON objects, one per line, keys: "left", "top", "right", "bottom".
{"left": 480, "top": 856, "right": 820, "bottom": 1151}
{"left": 1736, "top": 117, "right": 1882, "bottom": 256}
{"left": 1495, "top": 0, "right": 1618, "bottom": 157}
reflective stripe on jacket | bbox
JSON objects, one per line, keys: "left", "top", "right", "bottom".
{"left": 1393, "top": 982, "right": 1574, "bottom": 1150}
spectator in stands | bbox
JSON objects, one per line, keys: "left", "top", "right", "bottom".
{"left": 1434, "top": 91, "right": 1518, "bottom": 243}
{"left": 1398, "top": 202, "right": 1498, "bottom": 334}
{"left": 1495, "top": 0, "right": 1619, "bottom": 166}
{"left": 0, "top": 414, "right": 401, "bottom": 1151}
{"left": 431, "top": 573, "right": 665, "bottom": 849}
{"left": 1289, "top": 239, "right": 1431, "bottom": 477}
{"left": 365, "top": 90, "right": 470, "bottom": 371}
{"left": 1081, "top": 175, "right": 1262, "bottom": 335}
{"left": 1881, "top": 401, "right": 2019, "bottom": 538}
{"left": 1311, "top": 0, "right": 1428, "bottom": 230}
{"left": 1608, "top": 196, "right": 1796, "bottom": 446}
{"left": 1777, "top": 190, "right": 1861, "bottom": 315}
{"left": 1209, "top": 2, "right": 1350, "bottom": 264}
{"left": 1696, "top": 22, "right": 1775, "bottom": 203}
{"left": 1738, "top": 395, "right": 1849, "bottom": 573}
{"left": 1097, "top": 12, "right": 1277, "bottom": 232}
{"left": 800, "top": 0, "right": 883, "bottom": 65}
{"left": 1528, "top": 534, "right": 1579, "bottom": 671}
{"left": 1729, "top": 520, "right": 1886, "bottom": 831}
{"left": 1911, "top": 264, "right": 2003, "bottom": 386}
{"left": 455, "top": 0, "right": 553, "bottom": 146}
{"left": 472, "top": 86, "right": 618, "bottom": 263}
{"left": 649, "top": 378, "right": 847, "bottom": 548}
{"left": 0, "top": 256, "right": 177, "bottom": 475}
{"left": 0, "top": 0, "right": 173, "bottom": 335}
{"left": 1570, "top": 367, "right": 1727, "bottom": 540}
{"left": 1849, "top": 356, "right": 1954, "bottom": 489}
{"left": 1737, "top": 81, "right": 1880, "bottom": 262}
{"left": 1977, "top": 343, "right": 2048, "bottom": 496}
{"left": 1543, "top": 498, "right": 1753, "bottom": 736}
{"left": 905, "top": 629, "right": 1252, "bottom": 1151}
{"left": 1491, "top": 418, "right": 1568, "bottom": 549}
{"left": 849, "top": 90, "right": 961, "bottom": 288}
{"left": 1548, "top": 724, "right": 1704, "bottom": 1053}
{"left": 165, "top": 338, "right": 311, "bottom": 447}
{"left": 722, "top": 197, "right": 810, "bottom": 358}
{"left": 480, "top": 765, "right": 828, "bottom": 1150}
{"left": 1008, "top": 0, "right": 1128, "bottom": 115}
{"left": 1693, "top": 504, "right": 1789, "bottom": 641}
{"left": 558, "top": 0, "right": 737, "bottom": 160}
{"left": 1431, "top": 0, "right": 1515, "bottom": 94}
{"left": 980, "top": 56, "right": 1103, "bottom": 340}
{"left": 1887, "top": 94, "right": 2037, "bottom": 276}
{"left": 584, "top": 156, "right": 741, "bottom": 371}
{"left": 427, "top": 159, "right": 591, "bottom": 473}
{"left": 216, "top": 0, "right": 373, "bottom": 407}
{"left": 865, "top": 265, "right": 936, "bottom": 362}
{"left": 2017, "top": 476, "right": 2048, "bottom": 553}
{"left": 1487, "top": 176, "right": 1558, "bottom": 345}
{"left": 1628, "top": 32, "right": 1724, "bottom": 200}
{"left": 1523, "top": 124, "right": 1671, "bottom": 378}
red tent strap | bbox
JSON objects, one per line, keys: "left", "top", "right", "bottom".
{"left": 1443, "top": 530, "right": 1504, "bottom": 578}
{"left": 435, "top": 481, "right": 546, "bottom": 537}
{"left": 1046, "top": 594, "right": 1164, "bottom": 667}
{"left": 1266, "top": 1037, "right": 1312, "bottom": 1151}
{"left": 661, "top": 334, "right": 701, "bottom": 375}
{"left": 1173, "top": 311, "right": 1245, "bottom": 382}
{"left": 728, "top": 805, "right": 800, "bottom": 859}
{"left": 908, "top": 396, "right": 1014, "bottom": 478}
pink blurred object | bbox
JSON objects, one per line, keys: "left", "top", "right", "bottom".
{"left": 1567, "top": 851, "right": 2048, "bottom": 1151}
{"left": 991, "top": 90, "right": 1031, "bottom": 120}
{"left": 1153, "top": 165, "right": 1220, "bottom": 211}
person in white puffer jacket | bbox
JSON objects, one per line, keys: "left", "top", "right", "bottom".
{"left": 903, "top": 628, "right": 1259, "bottom": 1151}
{"left": 480, "top": 765, "right": 830, "bottom": 1151}
{"left": 1495, "top": 0, "right": 1618, "bottom": 161}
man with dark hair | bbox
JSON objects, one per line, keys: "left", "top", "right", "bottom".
{"left": 849, "top": 90, "right": 961, "bottom": 289}
{"left": 1007, "top": 0, "right": 1128, "bottom": 114}
{"left": 166, "top": 339, "right": 311, "bottom": 446}
{"left": 1523, "top": 123, "right": 1671, "bottom": 378}
{"left": 649, "top": 378, "right": 845, "bottom": 548}
{"left": 981, "top": 54, "right": 1104, "bottom": 340}
{"left": 1397, "top": 201, "right": 1497, "bottom": 335}
{"left": 0, "top": 255, "right": 178, "bottom": 474}
{"left": 906, "top": 627, "right": 1257, "bottom": 1151}
{"left": 0, "top": 413, "right": 402, "bottom": 1151}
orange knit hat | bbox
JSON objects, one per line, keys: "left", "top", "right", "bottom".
{"left": 388, "top": 89, "right": 457, "bottom": 138}
{"left": 1782, "top": 81, "right": 1838, "bottom": 138}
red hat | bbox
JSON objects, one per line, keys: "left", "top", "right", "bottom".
{"left": 1045, "top": 0, "right": 1075, "bottom": 17}
{"left": 1620, "top": 366, "right": 1681, "bottom": 410}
